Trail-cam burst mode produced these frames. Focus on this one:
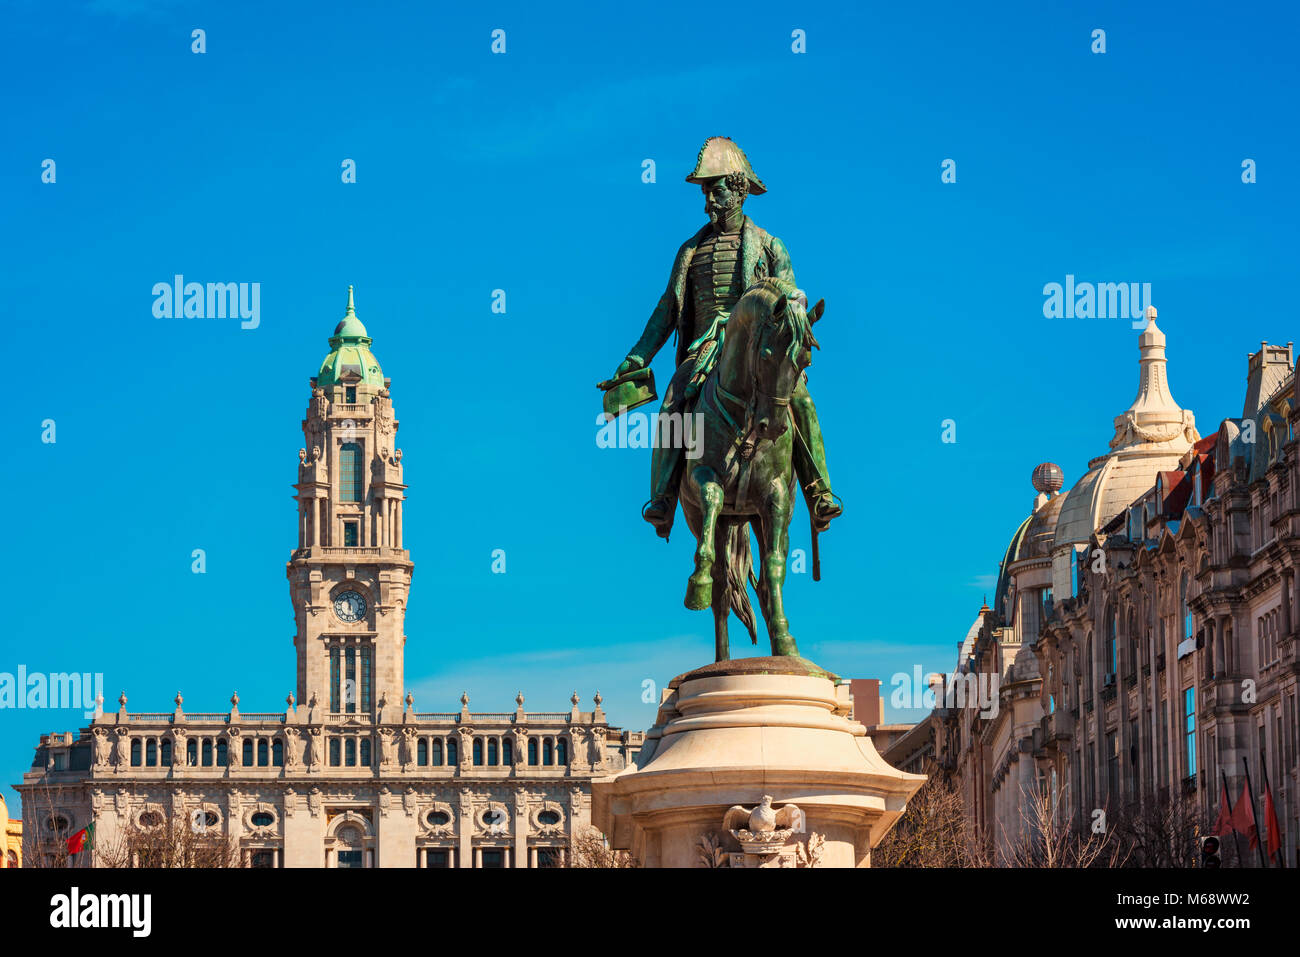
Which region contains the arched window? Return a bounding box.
[543,738,554,766]
[431,739,443,766]
[528,739,538,765]
[1180,573,1192,641]
[187,740,198,767]
[345,739,356,767]
[216,739,228,767]
[330,739,341,766]
[557,738,568,765]
[202,739,213,767]
[473,739,484,766]
[502,739,513,765]
[340,443,363,502]
[130,739,142,767]
[243,740,254,766]
[272,739,284,767]
[258,739,269,767]
[487,738,498,766]
[145,739,157,766]
[446,738,458,766]
[360,739,371,766]
[160,740,172,766]
[418,739,428,766]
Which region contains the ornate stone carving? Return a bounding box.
[308,727,323,768]
[113,728,130,770]
[283,727,301,767]
[403,787,418,817]
[378,728,395,766]
[588,726,607,770]
[91,727,110,769]
[378,786,392,817]
[308,788,323,818]
[400,727,417,769]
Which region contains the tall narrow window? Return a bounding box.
[431,739,443,766]
[273,739,284,767]
[473,739,484,766]
[502,739,513,765]
[216,739,228,767]
[345,386,357,403]
[543,738,554,766]
[1180,573,1192,641]
[131,739,142,767]
[360,739,371,766]
[558,738,569,766]
[446,738,458,766]
[487,738,498,766]
[145,739,157,766]
[418,739,429,766]
[160,740,172,766]
[330,739,341,766]
[345,738,356,767]
[242,739,254,766]
[360,646,372,713]
[1184,687,1197,779]
[345,648,357,714]
[343,521,359,547]
[330,647,341,713]
[528,739,538,765]
[1106,611,1117,679]
[340,443,363,502]
[258,739,269,767]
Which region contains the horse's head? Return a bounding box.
[748,285,825,442]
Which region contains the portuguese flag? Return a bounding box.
[66,823,94,856]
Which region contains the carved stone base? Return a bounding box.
[591,658,925,868]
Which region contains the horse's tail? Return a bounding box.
[727,523,758,645]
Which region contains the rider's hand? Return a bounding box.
[616,355,645,377]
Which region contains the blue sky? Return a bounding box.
[4,0,1298,812]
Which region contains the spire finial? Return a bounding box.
[346,284,355,316]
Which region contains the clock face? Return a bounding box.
[334,591,367,623]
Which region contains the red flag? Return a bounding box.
[1230,780,1258,849]
[66,823,94,856]
[1213,779,1234,837]
[1263,780,1283,859]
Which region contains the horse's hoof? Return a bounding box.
[685,578,712,611]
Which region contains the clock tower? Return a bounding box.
[287,287,411,717]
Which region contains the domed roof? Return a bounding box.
[1023,486,1068,559]
[1054,308,1198,548]
[318,286,384,388]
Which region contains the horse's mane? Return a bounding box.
[745,277,818,361]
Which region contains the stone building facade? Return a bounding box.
[14,289,642,868]
[935,309,1299,865]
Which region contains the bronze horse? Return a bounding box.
[678,277,824,661]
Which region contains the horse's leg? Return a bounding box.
[684,466,722,611]
[763,482,799,657]
[710,519,731,661]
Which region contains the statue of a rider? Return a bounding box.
[606,137,842,539]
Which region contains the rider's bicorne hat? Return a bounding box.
[685,137,766,195]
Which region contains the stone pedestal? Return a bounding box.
[592,657,925,868]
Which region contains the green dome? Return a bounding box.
[317,285,384,388]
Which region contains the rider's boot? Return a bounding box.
[643,443,684,538]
